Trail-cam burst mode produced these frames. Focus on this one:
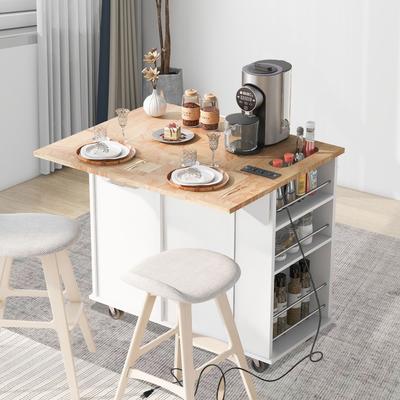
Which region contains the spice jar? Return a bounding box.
[182,89,200,127]
[298,213,313,245]
[284,153,296,203]
[273,290,278,338]
[200,93,220,130]
[276,186,285,210]
[275,273,287,335]
[300,259,311,318]
[287,263,302,325]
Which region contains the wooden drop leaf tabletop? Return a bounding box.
[34,104,345,214]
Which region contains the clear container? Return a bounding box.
[224,113,260,154]
[275,228,289,262]
[298,213,313,245]
[287,263,302,325]
[182,89,200,127]
[200,93,220,130]
[287,223,300,254]
[300,259,311,318]
[275,273,287,335]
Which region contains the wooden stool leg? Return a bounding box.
[216,293,257,400]
[114,293,156,400]
[41,254,80,400]
[178,302,196,400]
[0,257,12,320]
[57,251,96,353]
[174,333,183,381]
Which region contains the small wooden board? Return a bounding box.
[167,168,229,192]
[76,143,136,166]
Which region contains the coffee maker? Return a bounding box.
[225,60,292,155]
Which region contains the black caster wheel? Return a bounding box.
[251,359,269,373]
[108,307,124,320]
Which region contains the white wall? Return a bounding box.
[0,43,39,191]
[143,0,400,200]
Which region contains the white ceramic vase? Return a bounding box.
[143,88,167,117]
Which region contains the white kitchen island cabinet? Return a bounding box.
[34,105,344,365]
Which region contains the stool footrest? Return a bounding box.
[65,302,84,330]
[139,326,178,357]
[195,347,234,379]
[129,369,185,398]
[0,319,53,329]
[5,289,48,298]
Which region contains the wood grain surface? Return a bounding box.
[34,104,344,213]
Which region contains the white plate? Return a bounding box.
[81,142,130,160]
[171,166,223,187]
[172,165,215,185]
[82,141,122,159]
[152,128,195,144]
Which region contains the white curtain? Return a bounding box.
[37,0,102,174]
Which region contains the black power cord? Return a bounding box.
[142,203,324,399]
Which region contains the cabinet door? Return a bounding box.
[163,196,235,341]
[235,194,275,360]
[90,176,163,321]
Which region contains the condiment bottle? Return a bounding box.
[298,213,313,245]
[300,259,311,318]
[284,153,296,203]
[273,290,278,338]
[200,93,220,130]
[304,121,318,193]
[276,186,285,210]
[304,121,316,157]
[272,159,283,168]
[275,273,287,335]
[295,127,306,197]
[287,263,302,325]
[182,89,200,127]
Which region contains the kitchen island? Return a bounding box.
[35,104,344,366]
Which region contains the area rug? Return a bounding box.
[3,214,400,399]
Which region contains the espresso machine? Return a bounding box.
[225,59,292,154]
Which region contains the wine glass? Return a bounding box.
[115,108,130,138]
[92,125,109,154]
[207,132,221,168]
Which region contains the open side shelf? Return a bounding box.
[276,180,332,213]
[276,192,334,231]
[275,231,331,275]
[269,313,331,364]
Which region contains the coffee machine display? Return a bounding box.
[224,59,292,155]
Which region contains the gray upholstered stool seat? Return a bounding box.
[122,248,241,304]
[0,213,80,257]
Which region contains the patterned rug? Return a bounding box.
[2,214,400,399]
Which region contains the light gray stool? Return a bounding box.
[0,213,96,400]
[114,248,257,400]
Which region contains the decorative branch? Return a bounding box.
[155,0,164,73]
[164,0,171,74]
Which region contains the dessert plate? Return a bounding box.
[81,142,130,160]
[171,166,223,186]
[152,128,195,144]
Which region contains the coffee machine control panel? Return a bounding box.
[236,85,263,113]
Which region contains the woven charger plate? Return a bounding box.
[167,168,229,192]
[76,142,136,166]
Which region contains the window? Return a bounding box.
[0,0,37,31]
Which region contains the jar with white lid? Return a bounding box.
[200,93,219,130]
[182,89,200,127]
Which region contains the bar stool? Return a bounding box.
[115,248,257,400]
[0,213,96,400]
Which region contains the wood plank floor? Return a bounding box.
[0,168,399,238]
